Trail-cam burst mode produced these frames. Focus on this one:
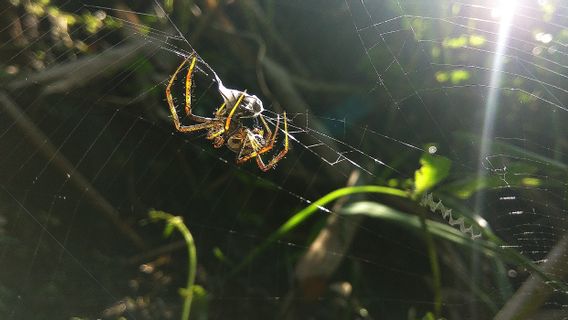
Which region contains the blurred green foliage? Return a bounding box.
[1,0,568,319]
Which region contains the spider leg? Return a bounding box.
[166,56,220,133]
[235,116,279,164]
[203,90,248,141]
[258,113,273,139]
[224,91,247,131]
[206,125,226,148]
[235,132,261,164]
[236,112,289,171]
[255,112,289,171]
[210,135,225,148]
[183,56,214,123]
[214,101,227,118]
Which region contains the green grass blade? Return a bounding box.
[230,186,408,275]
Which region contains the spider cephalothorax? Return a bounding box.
[165,55,288,171]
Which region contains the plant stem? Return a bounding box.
[418,207,443,317]
[149,210,197,320]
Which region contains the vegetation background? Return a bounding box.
[1,0,567,319]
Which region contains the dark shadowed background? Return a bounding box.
[1,0,568,319]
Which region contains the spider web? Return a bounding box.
[1,0,568,319]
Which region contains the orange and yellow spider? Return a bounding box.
[165,55,289,171]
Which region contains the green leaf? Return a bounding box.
[414,153,451,195]
[231,185,408,275]
[340,201,489,250]
[339,201,568,295]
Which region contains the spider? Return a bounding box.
[165,55,289,171]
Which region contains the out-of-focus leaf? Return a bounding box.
[414,153,452,195]
[421,312,436,320]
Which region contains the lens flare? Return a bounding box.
[491,0,518,20]
[475,0,517,214]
